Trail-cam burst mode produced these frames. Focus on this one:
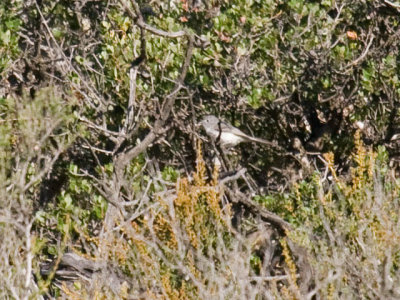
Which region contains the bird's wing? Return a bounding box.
[217,121,247,136]
[217,120,278,147]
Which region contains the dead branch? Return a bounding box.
[114,33,195,175]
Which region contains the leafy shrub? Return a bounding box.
[262,132,400,298]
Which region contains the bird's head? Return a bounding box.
[199,115,218,129]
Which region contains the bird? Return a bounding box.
[199,115,273,148]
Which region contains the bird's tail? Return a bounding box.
[248,136,282,149]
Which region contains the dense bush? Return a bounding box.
[1,0,400,298]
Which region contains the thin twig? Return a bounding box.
[34,1,104,109]
[249,274,299,282]
[122,67,138,135]
[114,34,194,173]
[120,0,186,38]
[384,0,400,9]
[344,34,375,69]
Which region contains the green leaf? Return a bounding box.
[47,246,57,255]
[162,166,179,182]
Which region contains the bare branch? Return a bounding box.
[344,34,375,69]
[384,0,400,9]
[120,0,186,38]
[114,33,194,174]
